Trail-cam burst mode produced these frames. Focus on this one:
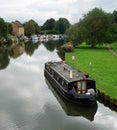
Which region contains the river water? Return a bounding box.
[0,41,117,130]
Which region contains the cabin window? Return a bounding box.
[51,70,54,77]
[64,82,67,88]
[78,82,81,90]
[57,77,59,80]
[58,77,62,85]
[77,81,86,94]
[50,69,51,73]
[54,72,57,79]
[52,70,54,75]
[62,80,64,85]
[82,81,86,90]
[61,81,67,90]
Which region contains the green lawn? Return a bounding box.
[110,42,117,53]
[65,44,117,99]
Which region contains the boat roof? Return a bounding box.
[46,61,93,83]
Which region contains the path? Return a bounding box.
[106,44,117,56]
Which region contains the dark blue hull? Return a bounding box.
[44,69,96,105]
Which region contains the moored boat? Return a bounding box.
[45,77,98,121]
[44,61,98,105]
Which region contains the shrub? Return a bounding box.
[61,42,73,52]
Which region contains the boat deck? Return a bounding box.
[49,62,88,82]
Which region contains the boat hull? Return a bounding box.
[44,69,96,105]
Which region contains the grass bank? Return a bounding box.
[65,44,117,101]
[110,42,117,53]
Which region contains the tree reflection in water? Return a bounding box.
[0,39,64,70]
[25,41,41,56]
[0,49,10,70]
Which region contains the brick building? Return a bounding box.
[12,21,24,37]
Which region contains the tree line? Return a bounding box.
[24,18,70,37]
[0,17,70,39]
[0,8,117,47]
[65,8,117,47]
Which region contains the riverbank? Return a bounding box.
[65,43,117,106]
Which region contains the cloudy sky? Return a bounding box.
[0,0,117,25]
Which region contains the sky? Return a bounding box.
[0,0,117,25]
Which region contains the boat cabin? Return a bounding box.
[45,61,96,95]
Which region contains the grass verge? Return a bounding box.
[65,44,117,100]
[110,42,117,53]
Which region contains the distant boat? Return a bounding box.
[38,34,64,42]
[31,34,39,43]
[44,61,98,105]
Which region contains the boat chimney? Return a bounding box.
[70,70,73,78]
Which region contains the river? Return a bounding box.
[0,41,117,130]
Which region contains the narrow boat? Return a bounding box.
[45,78,98,121]
[44,61,98,105]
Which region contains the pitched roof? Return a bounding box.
[12,21,23,27]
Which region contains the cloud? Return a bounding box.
[0,0,117,25]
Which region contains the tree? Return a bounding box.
[0,18,8,38]
[24,20,35,37]
[65,24,79,46]
[56,18,70,34]
[42,18,56,30]
[29,20,40,34]
[6,22,12,34]
[112,10,117,23]
[72,8,112,47]
[110,10,117,42]
[41,18,58,34]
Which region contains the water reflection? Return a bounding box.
[0,40,64,70]
[0,41,40,70]
[0,43,60,130]
[57,48,65,60]
[45,78,98,121]
[9,42,25,58]
[0,49,10,70]
[0,39,117,130]
[0,42,26,70]
[98,97,117,113]
[43,39,64,52]
[43,40,57,52]
[25,41,40,56]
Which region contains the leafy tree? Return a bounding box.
[112,10,117,23]
[71,8,112,47]
[65,24,79,46]
[111,10,117,42]
[0,18,8,38]
[6,22,12,34]
[42,18,56,31]
[29,19,40,34]
[24,20,35,37]
[86,8,111,46]
[56,18,70,34]
[108,23,117,42]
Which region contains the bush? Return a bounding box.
[61,42,73,52]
